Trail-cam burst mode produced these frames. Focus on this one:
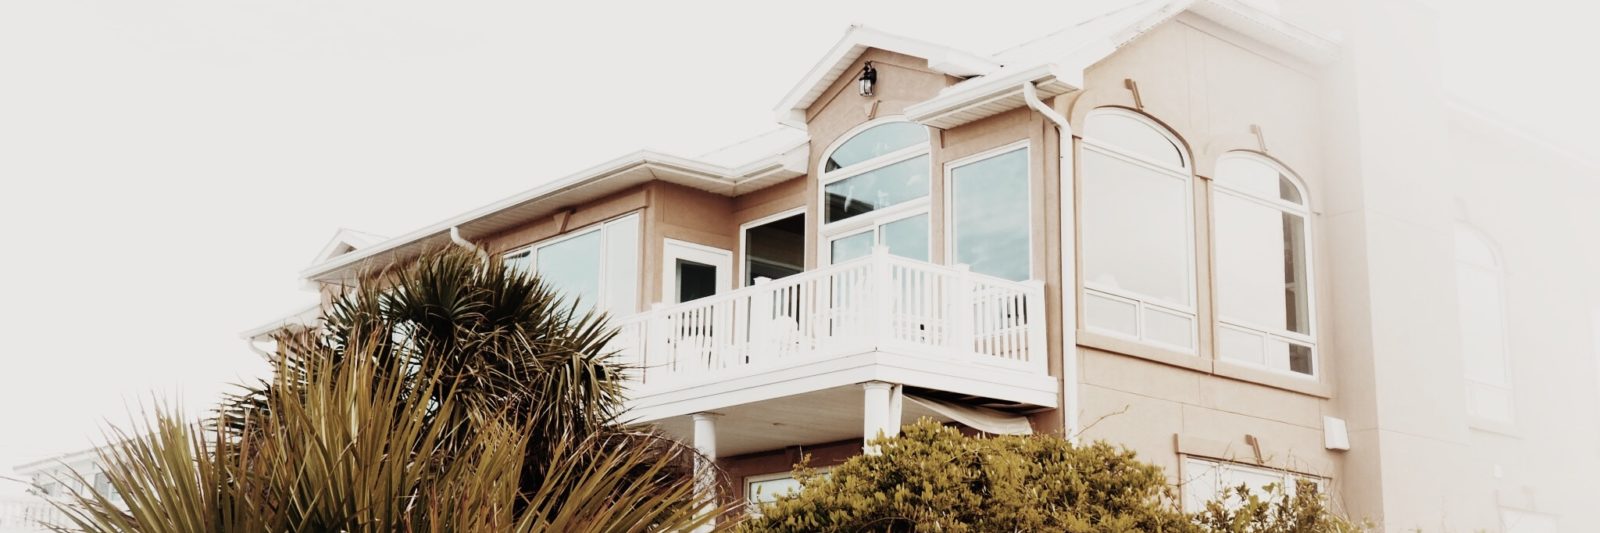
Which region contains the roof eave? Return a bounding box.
[773,25,1000,128]
[906,64,1083,130]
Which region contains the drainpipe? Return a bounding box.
[1021,82,1081,443]
[449,226,491,263]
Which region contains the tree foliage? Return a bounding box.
[49,249,728,532]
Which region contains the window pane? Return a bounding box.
[824,155,929,223]
[604,216,640,314]
[1144,306,1193,350]
[744,214,805,285]
[1457,265,1508,384]
[1215,157,1302,204]
[676,260,718,303]
[1081,150,1192,306]
[1084,112,1184,168]
[830,232,874,264]
[1084,291,1138,337]
[952,148,1030,281]
[1218,327,1265,365]
[1214,194,1309,334]
[505,249,532,272]
[825,122,928,172]
[537,230,602,311]
[881,213,929,261]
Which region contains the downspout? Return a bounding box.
[449,226,491,264]
[1021,82,1081,443]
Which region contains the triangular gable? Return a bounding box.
[310,228,388,267]
[772,25,1000,127]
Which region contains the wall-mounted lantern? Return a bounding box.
[858,62,877,97]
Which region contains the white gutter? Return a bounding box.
[1021,82,1080,443]
[450,226,490,263]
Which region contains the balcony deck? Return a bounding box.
[611,251,1058,431]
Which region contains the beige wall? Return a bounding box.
[1064,18,1346,505]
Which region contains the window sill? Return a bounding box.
[1076,330,1332,399]
[1077,330,1212,374]
[1212,360,1331,399]
[1467,417,1520,438]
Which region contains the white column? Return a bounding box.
[691,412,719,530]
[862,381,900,454]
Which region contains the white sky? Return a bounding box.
[1,0,1594,494]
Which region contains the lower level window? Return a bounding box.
[1181,457,1322,513]
[745,470,828,515]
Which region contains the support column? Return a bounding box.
[862,381,901,454]
[691,412,719,530]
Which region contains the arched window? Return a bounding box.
[1212,154,1316,376]
[820,119,932,264]
[1455,225,1513,423]
[1080,109,1197,352]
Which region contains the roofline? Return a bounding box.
[905,63,1082,130]
[773,25,1000,128]
[240,302,323,340]
[299,143,807,283]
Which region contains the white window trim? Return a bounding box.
[738,207,807,288]
[502,212,641,315]
[943,140,1034,281]
[1211,153,1320,379]
[1080,109,1199,353]
[817,118,933,263]
[743,467,832,512]
[661,238,734,303]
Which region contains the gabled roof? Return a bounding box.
[773,25,1000,127]
[309,228,388,267]
[905,0,1338,129]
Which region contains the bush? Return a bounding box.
[741,419,1366,533]
[740,420,1197,533]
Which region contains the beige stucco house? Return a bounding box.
[249,0,1600,530]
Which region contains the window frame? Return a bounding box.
[943,140,1035,281]
[1455,224,1516,426]
[1179,456,1325,514]
[1209,153,1320,379]
[1078,108,1200,354]
[817,117,933,265]
[502,212,642,315]
[738,207,808,288]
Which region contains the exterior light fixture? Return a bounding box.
[858,62,877,97]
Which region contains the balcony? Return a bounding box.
[610,250,1057,454]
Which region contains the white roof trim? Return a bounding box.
[309,228,387,267]
[905,63,1082,130]
[301,143,808,283]
[773,25,1000,128]
[241,302,322,341]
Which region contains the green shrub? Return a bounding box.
[740,419,1197,533]
[741,419,1366,533]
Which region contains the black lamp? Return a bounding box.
[858,62,877,97]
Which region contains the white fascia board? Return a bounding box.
[773,25,1000,127]
[1186,0,1339,65]
[904,63,1082,130]
[239,302,322,340]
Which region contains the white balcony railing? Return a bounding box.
[611,249,1048,392]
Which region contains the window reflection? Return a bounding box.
[951,147,1030,281]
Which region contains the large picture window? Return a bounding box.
[1080,109,1197,352]
[949,144,1031,281]
[1212,154,1316,376]
[1456,225,1513,423]
[819,119,931,264]
[504,213,640,315]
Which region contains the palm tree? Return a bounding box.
[51,249,728,532]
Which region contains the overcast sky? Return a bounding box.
[1,0,1594,493]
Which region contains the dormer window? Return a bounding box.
[819,119,932,263]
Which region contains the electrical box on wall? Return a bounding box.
[1323,416,1351,451]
